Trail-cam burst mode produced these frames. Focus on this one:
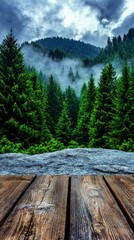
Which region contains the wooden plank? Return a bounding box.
[0,175,35,226]
[0,176,69,240]
[0,175,36,182]
[70,176,134,240]
[104,175,134,229]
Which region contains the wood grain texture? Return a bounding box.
[104,175,134,229]
[0,175,36,181]
[70,176,134,240]
[0,175,35,226]
[0,176,69,240]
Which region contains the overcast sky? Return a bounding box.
[0,0,134,47]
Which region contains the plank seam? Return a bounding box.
[64,176,71,240]
[0,175,37,228]
[103,176,134,232]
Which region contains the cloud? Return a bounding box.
[0,0,133,47]
[113,13,134,37]
[83,0,125,22]
[80,31,107,47]
[0,0,30,42]
[22,44,104,95]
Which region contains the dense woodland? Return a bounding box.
[0,30,134,154]
[22,36,100,61]
[83,28,134,66]
[23,28,134,66]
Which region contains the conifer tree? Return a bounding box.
[64,86,79,130]
[74,74,96,146]
[56,101,71,146]
[128,67,134,143]
[68,67,75,82]
[23,70,51,145]
[109,64,133,150]
[0,29,25,141]
[87,74,96,115]
[46,75,63,135]
[89,63,116,148]
[0,30,50,147]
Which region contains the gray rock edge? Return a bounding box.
[0,148,134,175]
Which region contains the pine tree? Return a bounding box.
[74,75,96,146]
[89,63,116,148]
[75,70,80,79]
[46,75,63,135]
[128,67,134,142]
[24,70,51,145]
[107,37,113,56]
[68,67,75,82]
[56,101,71,146]
[64,86,79,130]
[0,30,51,147]
[87,74,96,115]
[0,29,25,141]
[109,64,133,150]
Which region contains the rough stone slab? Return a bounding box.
[0,148,134,175]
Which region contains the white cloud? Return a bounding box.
[0,0,133,46]
[60,2,99,35]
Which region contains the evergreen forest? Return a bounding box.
[23,36,100,60]
[0,30,134,154]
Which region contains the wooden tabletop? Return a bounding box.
[0,175,133,239]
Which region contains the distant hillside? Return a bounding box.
[23,37,101,59]
[95,28,134,63]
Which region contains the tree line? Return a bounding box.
[83,28,134,67]
[30,36,100,59]
[97,28,134,62]
[0,30,134,154]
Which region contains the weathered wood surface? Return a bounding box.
[0,175,35,226]
[104,175,134,229]
[0,175,134,240]
[70,176,134,240]
[0,176,69,240]
[0,175,35,181]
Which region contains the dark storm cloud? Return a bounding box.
[80,31,107,47]
[0,0,29,42]
[113,13,134,37]
[83,0,125,22]
[0,0,133,47]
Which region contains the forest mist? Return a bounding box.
[22,44,104,95]
[1,29,134,154]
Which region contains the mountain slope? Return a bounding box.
[95,28,134,63]
[25,37,101,59]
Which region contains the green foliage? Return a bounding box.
[0,30,51,148]
[89,63,116,148]
[64,86,79,130]
[31,37,100,59]
[95,28,134,63]
[0,31,134,154]
[109,64,133,148]
[0,136,22,153]
[56,101,72,146]
[119,139,134,152]
[45,138,65,152]
[68,140,85,149]
[73,73,96,147]
[48,48,66,61]
[46,75,63,135]
[25,139,65,154]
